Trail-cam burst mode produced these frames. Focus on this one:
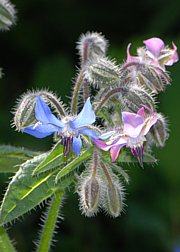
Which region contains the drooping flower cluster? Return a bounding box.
[13,32,178,217]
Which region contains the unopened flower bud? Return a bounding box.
[13,92,37,131]
[0,0,16,30]
[79,176,101,217]
[137,64,170,93]
[120,85,155,113]
[150,113,169,147]
[77,32,108,65]
[85,57,120,87]
[105,181,124,218]
[99,161,124,217]
[123,60,170,93]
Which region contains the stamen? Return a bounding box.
[62,136,73,157]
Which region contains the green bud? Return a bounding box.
[105,182,124,218]
[137,64,170,93]
[85,57,120,87]
[13,92,37,131]
[120,85,156,112]
[0,0,16,30]
[150,113,169,147]
[77,32,108,65]
[79,176,101,217]
[13,90,66,131]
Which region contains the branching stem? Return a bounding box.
[95,87,123,113]
[92,148,99,177]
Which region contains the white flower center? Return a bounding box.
[61,116,78,138]
[126,135,146,148]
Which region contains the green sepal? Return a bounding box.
[0,227,16,252]
[55,147,93,183]
[0,153,74,225]
[100,148,157,164]
[0,145,40,173]
[118,150,157,163]
[33,141,64,176]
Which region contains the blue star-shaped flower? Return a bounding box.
[23,96,98,156]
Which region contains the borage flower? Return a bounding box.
[143,37,179,66]
[126,37,178,68]
[23,96,99,156]
[94,106,157,166]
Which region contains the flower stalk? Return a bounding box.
[71,70,84,114]
[95,87,124,113]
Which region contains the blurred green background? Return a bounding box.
[0,0,180,251]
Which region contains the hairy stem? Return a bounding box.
[83,79,90,103]
[71,70,84,114]
[92,148,99,177]
[94,87,123,113]
[121,61,140,70]
[37,191,64,252]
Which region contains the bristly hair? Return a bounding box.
[0,0,16,30]
[76,31,108,66]
[11,89,68,130]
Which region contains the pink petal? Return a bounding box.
[142,113,158,136]
[111,136,127,146]
[137,107,146,119]
[165,42,179,66]
[110,145,124,162]
[126,43,140,63]
[93,139,111,151]
[144,37,165,58]
[122,112,145,138]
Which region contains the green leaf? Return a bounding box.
[55,147,93,183]
[143,152,157,163]
[0,145,40,173]
[0,227,16,252]
[0,153,74,225]
[33,141,64,175]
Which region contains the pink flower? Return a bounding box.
[125,37,179,68]
[94,106,157,165]
[143,37,165,58]
[143,37,179,66]
[126,43,140,63]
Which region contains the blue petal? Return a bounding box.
[35,96,64,128]
[79,128,99,139]
[72,136,82,156]
[71,97,95,129]
[23,124,58,138]
[99,130,117,140]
